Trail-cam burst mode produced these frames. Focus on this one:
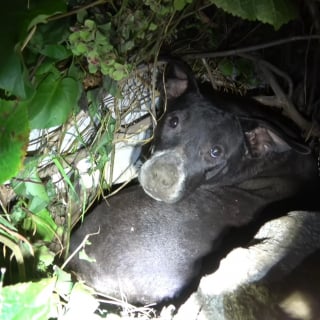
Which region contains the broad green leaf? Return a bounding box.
[27,74,81,129]
[35,60,59,76]
[0,1,29,96]
[0,277,56,320]
[0,100,29,184]
[40,44,71,60]
[0,0,66,51]
[210,0,298,30]
[29,19,70,53]
[25,175,50,202]
[13,168,50,211]
[28,196,50,213]
[0,52,33,99]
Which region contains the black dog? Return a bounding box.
[69,62,318,305]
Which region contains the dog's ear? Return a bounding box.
[162,61,200,100]
[240,116,310,157]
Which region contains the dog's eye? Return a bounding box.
[168,116,179,128]
[210,145,223,158]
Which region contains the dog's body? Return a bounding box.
[69,62,318,305]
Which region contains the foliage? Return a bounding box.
[1,277,57,319]
[69,19,131,81]
[0,267,99,320]
[0,101,29,183]
[26,75,81,129]
[210,0,298,30]
[11,166,59,242]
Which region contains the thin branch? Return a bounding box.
[201,58,217,90]
[182,35,320,59]
[258,60,314,135]
[47,0,111,22]
[21,0,111,51]
[61,228,100,270]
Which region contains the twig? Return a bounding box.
[21,0,111,51]
[201,58,217,90]
[182,35,320,59]
[61,228,100,270]
[258,60,313,134]
[47,0,111,22]
[252,96,284,108]
[306,0,320,33]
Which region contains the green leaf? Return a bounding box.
[84,19,96,30]
[73,42,89,55]
[93,123,114,155]
[79,30,93,41]
[34,245,55,271]
[10,206,27,226]
[27,74,81,129]
[210,0,298,30]
[28,196,49,213]
[88,63,99,74]
[26,176,50,202]
[52,157,78,199]
[79,248,96,263]
[103,76,120,97]
[23,209,57,242]
[0,0,67,62]
[40,44,71,60]
[112,68,127,81]
[30,19,70,49]
[149,22,158,31]
[0,52,33,99]
[0,2,31,97]
[0,100,29,184]
[13,168,50,211]
[0,277,56,320]
[218,59,234,76]
[26,0,67,30]
[54,267,73,297]
[0,215,18,232]
[174,0,187,10]
[35,60,59,76]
